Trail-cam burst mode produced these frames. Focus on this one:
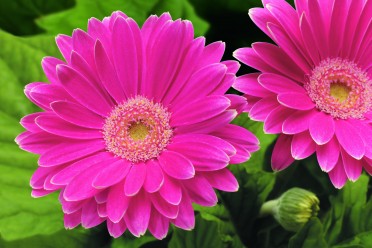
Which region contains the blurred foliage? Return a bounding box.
[0,0,370,247]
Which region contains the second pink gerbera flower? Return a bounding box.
[234,0,371,188]
[16,12,259,239]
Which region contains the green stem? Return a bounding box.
[258,199,279,218]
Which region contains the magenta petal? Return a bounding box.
[264,106,294,134]
[94,40,127,103]
[183,175,217,207]
[93,159,131,189]
[107,220,127,238]
[258,73,306,94]
[36,115,102,139]
[202,169,239,192]
[143,160,164,193]
[341,149,363,182]
[172,191,195,230]
[107,181,130,223]
[57,64,113,116]
[159,175,182,205]
[309,112,335,145]
[277,93,315,110]
[158,151,195,179]
[316,137,340,172]
[335,120,365,159]
[148,209,170,240]
[282,110,316,134]
[124,163,146,196]
[151,193,179,219]
[271,134,294,171]
[291,131,316,160]
[249,96,279,121]
[81,199,105,228]
[233,73,272,97]
[171,96,230,126]
[56,34,72,63]
[328,157,348,189]
[167,141,229,171]
[42,56,65,85]
[39,139,105,167]
[51,152,110,185]
[124,191,151,237]
[64,210,82,229]
[51,101,104,129]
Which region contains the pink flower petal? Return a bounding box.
[167,142,228,172]
[112,17,141,97]
[35,115,102,139]
[94,40,126,103]
[272,134,294,171]
[328,157,348,189]
[309,112,335,145]
[107,181,130,223]
[233,73,272,97]
[81,199,105,228]
[171,96,230,126]
[277,93,315,110]
[172,191,195,230]
[124,190,151,237]
[151,193,179,219]
[51,101,104,129]
[282,110,316,134]
[107,220,127,238]
[249,96,279,121]
[335,120,365,159]
[158,151,195,179]
[183,175,217,207]
[341,149,363,182]
[41,56,65,85]
[93,159,131,189]
[51,152,110,185]
[57,64,113,116]
[148,209,170,240]
[258,73,306,94]
[202,169,239,192]
[291,131,316,160]
[159,175,182,205]
[316,136,340,172]
[264,106,295,134]
[143,160,164,193]
[124,163,146,196]
[55,34,72,63]
[39,140,105,167]
[64,210,82,229]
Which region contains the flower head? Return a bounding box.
[15,11,259,239]
[259,188,320,232]
[234,0,372,188]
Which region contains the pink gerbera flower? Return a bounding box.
[234,0,371,188]
[15,12,259,239]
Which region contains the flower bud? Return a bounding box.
[259,188,320,232]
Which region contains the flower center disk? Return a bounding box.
[103,96,173,162]
[305,58,372,119]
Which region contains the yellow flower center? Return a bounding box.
[330,83,351,103]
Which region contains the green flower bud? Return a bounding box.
[259,187,320,232]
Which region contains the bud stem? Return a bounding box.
[258,199,279,217]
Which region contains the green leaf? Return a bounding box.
[332,231,372,248]
[0,30,65,240]
[110,233,156,248]
[288,218,328,248]
[36,0,208,37]
[324,175,371,245]
[0,0,74,36]
[168,215,225,248]
[0,228,109,248]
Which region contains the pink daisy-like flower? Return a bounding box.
[234,0,371,188]
[15,11,259,239]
